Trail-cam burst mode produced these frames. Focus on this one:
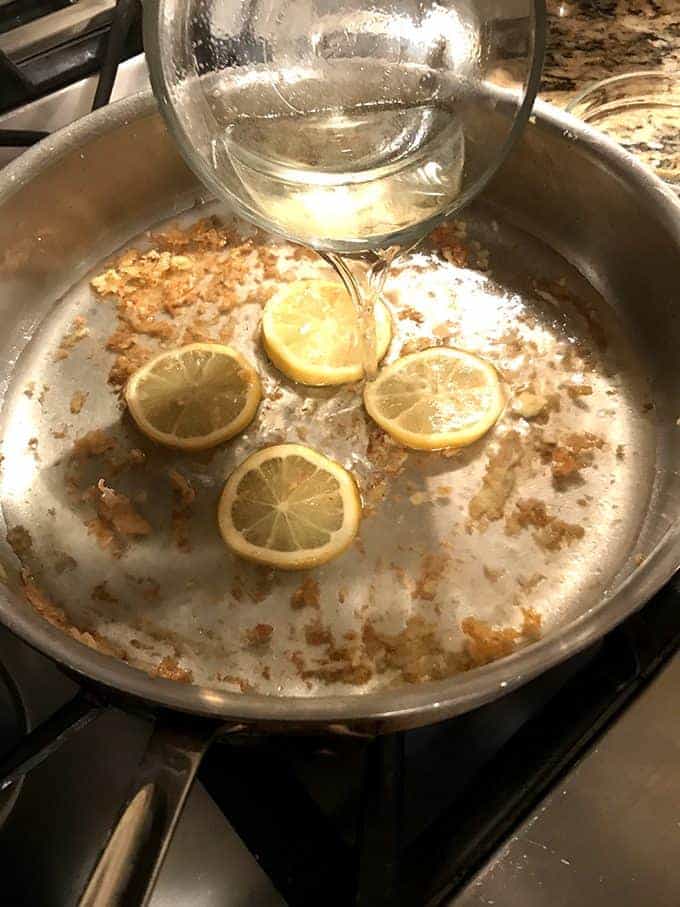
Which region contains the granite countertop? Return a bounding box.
[540,1,679,184]
[541,0,680,105]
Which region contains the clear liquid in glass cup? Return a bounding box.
[207,60,467,248]
[146,0,544,372]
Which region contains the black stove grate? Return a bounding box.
[0,0,142,130]
[0,574,676,906]
[0,0,70,36]
[199,578,680,907]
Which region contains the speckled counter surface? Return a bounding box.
[541,0,680,105]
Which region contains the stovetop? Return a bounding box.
[0,0,141,117]
[0,579,677,907]
[0,11,679,906]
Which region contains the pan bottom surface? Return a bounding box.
[0,202,656,697]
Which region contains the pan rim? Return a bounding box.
[1,91,679,730]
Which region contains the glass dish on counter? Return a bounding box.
[567,70,680,192]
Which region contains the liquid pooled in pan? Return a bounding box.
[0,207,655,695]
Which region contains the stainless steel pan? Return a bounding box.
[0,92,679,904]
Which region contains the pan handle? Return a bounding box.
[79,714,220,907]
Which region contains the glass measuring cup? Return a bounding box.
[145,0,545,255]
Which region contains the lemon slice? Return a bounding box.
[363,347,504,450]
[262,279,392,385]
[125,343,261,450]
[218,443,361,569]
